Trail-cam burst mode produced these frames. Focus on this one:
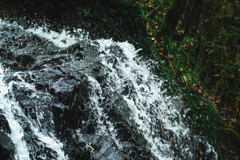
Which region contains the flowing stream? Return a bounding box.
[0,19,218,160]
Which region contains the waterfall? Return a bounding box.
[0,19,218,160]
[0,66,30,160]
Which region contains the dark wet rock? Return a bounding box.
[104,96,152,159]
[82,134,128,160]
[61,130,93,160]
[0,24,156,158]
[0,131,15,160]
[16,55,35,67]
[0,114,11,134]
[65,141,92,160]
[107,94,132,122]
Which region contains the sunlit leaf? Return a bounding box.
[197,89,202,94]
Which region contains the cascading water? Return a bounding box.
[0,19,218,159]
[0,66,30,160]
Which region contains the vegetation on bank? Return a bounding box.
[120,0,240,158]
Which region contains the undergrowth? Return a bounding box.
[120,0,240,159]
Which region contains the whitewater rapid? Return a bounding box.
[0,19,218,160]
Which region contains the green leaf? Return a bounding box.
[185,38,190,43]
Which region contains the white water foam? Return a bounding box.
[25,27,86,48]
[21,24,217,159]
[11,71,69,160]
[0,20,71,159]
[85,75,122,149]
[0,19,87,48]
[0,66,68,160]
[95,39,218,159]
[0,19,218,159]
[96,39,185,159]
[0,66,31,160]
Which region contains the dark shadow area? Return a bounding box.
[0,0,152,58]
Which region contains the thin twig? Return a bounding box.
[145,5,161,18]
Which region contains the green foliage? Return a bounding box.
[0,3,10,19]
[122,0,240,158]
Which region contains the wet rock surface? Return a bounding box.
[0,131,14,160]
[0,24,153,159]
[0,21,219,159]
[0,112,14,159]
[0,114,11,133]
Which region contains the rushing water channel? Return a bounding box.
[0,19,218,160]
